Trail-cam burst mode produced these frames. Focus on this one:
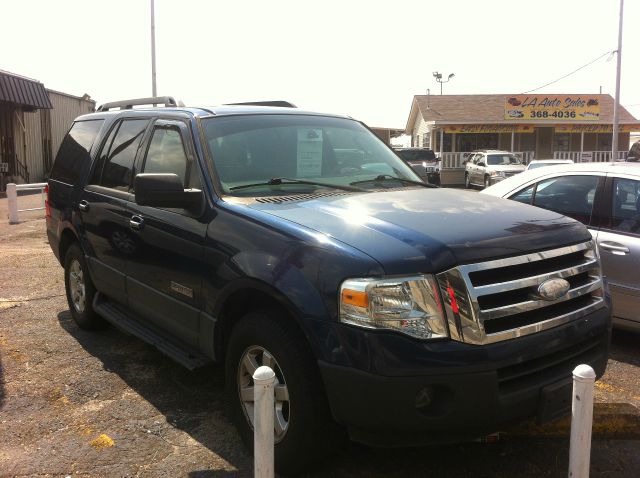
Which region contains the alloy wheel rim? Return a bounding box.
[69,259,86,313]
[237,345,290,442]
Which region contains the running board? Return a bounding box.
[93,293,209,370]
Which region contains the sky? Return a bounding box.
[2,0,639,129]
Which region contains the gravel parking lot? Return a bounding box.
[1,195,639,477]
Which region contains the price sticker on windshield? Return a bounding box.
[297,129,323,178]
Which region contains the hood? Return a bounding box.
[489,164,527,172]
[247,188,590,275]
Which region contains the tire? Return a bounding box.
[484,175,491,189]
[64,243,105,330]
[225,310,342,474]
[464,173,470,189]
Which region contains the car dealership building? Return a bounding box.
[405,94,640,180]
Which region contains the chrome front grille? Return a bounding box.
[436,241,605,344]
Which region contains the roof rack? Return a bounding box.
[97,96,181,112]
[225,100,297,108]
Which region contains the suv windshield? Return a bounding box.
[486,154,521,166]
[395,149,437,162]
[202,114,421,195]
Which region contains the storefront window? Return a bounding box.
[553,133,570,152]
[456,133,499,152]
[519,133,535,152]
[443,133,452,152]
[597,133,612,151]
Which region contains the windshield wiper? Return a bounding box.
[229,177,367,192]
[350,174,437,188]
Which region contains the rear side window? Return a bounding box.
[608,178,640,235]
[94,119,149,191]
[50,120,104,184]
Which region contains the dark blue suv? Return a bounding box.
[46,97,611,473]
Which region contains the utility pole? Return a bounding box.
[612,0,623,160]
[151,0,157,97]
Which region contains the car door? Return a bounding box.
[592,174,640,330]
[473,154,486,184]
[79,117,151,306]
[125,119,207,347]
[467,154,479,184]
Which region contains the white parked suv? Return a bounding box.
[464,150,526,189]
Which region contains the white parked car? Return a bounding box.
[526,159,574,171]
[481,162,640,332]
[464,150,526,188]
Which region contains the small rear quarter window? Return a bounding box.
[50,119,104,184]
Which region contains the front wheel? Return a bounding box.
[464,173,471,189]
[225,310,342,474]
[484,175,491,189]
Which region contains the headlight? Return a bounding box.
[339,275,448,340]
[422,161,428,168]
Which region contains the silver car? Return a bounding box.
[464,150,526,188]
[526,159,574,171]
[482,162,640,332]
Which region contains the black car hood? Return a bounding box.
[247,188,590,275]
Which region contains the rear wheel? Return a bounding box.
[64,243,105,329]
[225,310,342,474]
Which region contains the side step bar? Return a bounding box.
[93,293,209,370]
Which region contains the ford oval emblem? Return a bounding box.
[538,278,570,301]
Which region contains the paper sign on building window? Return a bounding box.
[297,129,323,177]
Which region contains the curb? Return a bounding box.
[504,402,640,439]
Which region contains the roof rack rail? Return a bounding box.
[225,100,297,108]
[97,96,181,112]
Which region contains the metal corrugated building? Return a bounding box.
[0,70,94,190]
[0,69,52,110]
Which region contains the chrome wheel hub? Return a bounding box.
[69,260,86,313]
[238,346,290,442]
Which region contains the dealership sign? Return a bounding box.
[444,125,534,134]
[555,124,637,133]
[504,95,600,121]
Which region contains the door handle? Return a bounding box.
[78,200,90,212]
[129,215,145,231]
[599,242,630,254]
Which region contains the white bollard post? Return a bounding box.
[7,183,19,224]
[253,365,275,478]
[568,364,596,478]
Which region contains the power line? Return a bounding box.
[521,50,615,94]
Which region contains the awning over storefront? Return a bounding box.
[0,70,52,110]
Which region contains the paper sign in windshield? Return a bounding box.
[297,129,323,177]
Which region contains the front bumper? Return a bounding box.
[426,171,441,186]
[488,175,506,185]
[318,304,611,446]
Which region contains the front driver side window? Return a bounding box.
[532,175,598,225]
[143,126,188,185]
